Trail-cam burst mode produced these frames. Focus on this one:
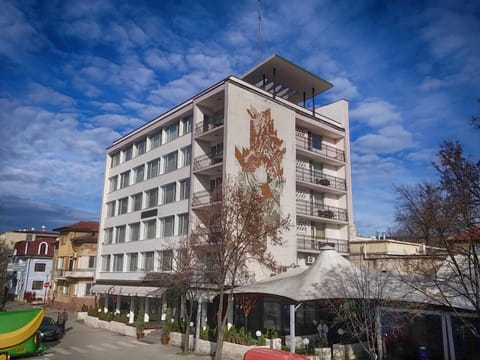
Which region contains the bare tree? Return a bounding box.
[191,180,290,360]
[1,240,10,309]
[394,141,480,337]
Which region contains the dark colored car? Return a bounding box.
[38,316,62,341]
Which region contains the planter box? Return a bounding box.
[267,338,282,350]
[77,312,88,320]
[169,332,194,350]
[315,347,331,360]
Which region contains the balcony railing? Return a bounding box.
[192,190,223,207]
[195,117,224,136]
[193,153,223,170]
[64,269,95,278]
[296,167,346,192]
[296,200,348,222]
[297,234,349,253]
[296,135,345,162]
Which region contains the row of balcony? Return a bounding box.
[55,268,95,278]
[296,234,349,254]
[295,135,345,163]
[193,153,223,170]
[296,166,346,192]
[296,199,348,222]
[194,116,224,137]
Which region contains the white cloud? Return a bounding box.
[351,99,402,127]
[27,83,76,107]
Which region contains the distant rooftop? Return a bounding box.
[53,221,99,233]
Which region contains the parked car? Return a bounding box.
[38,316,62,341]
[243,349,309,360]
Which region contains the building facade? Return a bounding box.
[51,221,98,311]
[94,55,354,322]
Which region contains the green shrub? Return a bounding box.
[258,335,266,346]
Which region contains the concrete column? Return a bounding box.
[103,294,109,313]
[290,304,295,353]
[145,297,150,323]
[115,295,121,314]
[128,296,135,324]
[194,298,202,352]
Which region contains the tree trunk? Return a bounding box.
[214,293,231,360]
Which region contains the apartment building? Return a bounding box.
[94,55,354,321]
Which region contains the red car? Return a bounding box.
[243,349,309,360]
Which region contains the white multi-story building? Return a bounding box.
[93,55,354,321]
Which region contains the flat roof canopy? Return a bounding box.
[241,54,333,104]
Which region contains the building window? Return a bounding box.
[109,176,118,192]
[147,158,160,179]
[111,152,120,167]
[26,234,33,241]
[34,263,46,272]
[150,131,162,149]
[145,188,158,208]
[181,146,191,167]
[160,250,173,272]
[134,165,145,183]
[143,252,154,272]
[113,254,124,272]
[118,197,128,215]
[106,201,116,217]
[115,225,126,243]
[85,283,92,296]
[128,253,138,271]
[165,123,179,143]
[211,143,223,161]
[136,139,146,156]
[181,116,192,135]
[163,151,177,174]
[132,193,142,211]
[32,281,44,290]
[178,213,189,236]
[88,256,96,268]
[161,182,176,204]
[160,216,175,238]
[104,228,113,244]
[179,179,190,200]
[124,146,133,162]
[61,285,69,295]
[102,255,111,271]
[120,171,130,188]
[129,222,140,241]
[143,219,157,240]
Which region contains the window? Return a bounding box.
[178,213,189,236]
[131,193,142,211]
[104,228,113,244]
[106,202,116,217]
[88,256,96,268]
[129,222,140,241]
[61,285,69,295]
[128,253,138,271]
[211,143,223,161]
[160,216,174,238]
[113,254,124,272]
[145,188,158,208]
[136,139,146,156]
[165,123,179,142]
[118,197,128,215]
[134,165,145,183]
[32,281,44,290]
[147,158,160,179]
[162,182,176,204]
[34,263,46,272]
[210,177,222,191]
[26,234,33,241]
[181,146,191,167]
[120,171,130,188]
[150,131,162,149]
[102,255,111,271]
[163,151,177,173]
[85,283,92,296]
[310,133,322,150]
[111,152,120,167]
[144,219,157,240]
[143,252,154,272]
[115,225,126,243]
[179,179,190,200]
[124,146,133,161]
[160,250,173,271]
[109,176,118,192]
[181,116,192,135]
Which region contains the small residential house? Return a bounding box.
[51,221,98,311]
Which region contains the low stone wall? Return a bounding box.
[79,313,148,338]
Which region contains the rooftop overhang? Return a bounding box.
[241,54,333,104]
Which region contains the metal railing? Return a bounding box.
[296,199,348,222]
[192,190,223,207]
[297,233,349,253]
[296,166,346,191]
[296,135,345,162]
[195,117,224,136]
[193,153,223,170]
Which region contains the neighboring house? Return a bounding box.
[51,221,98,311]
[7,236,56,302]
[93,54,354,323]
[0,228,58,249]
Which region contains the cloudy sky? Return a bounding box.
[0,0,479,235]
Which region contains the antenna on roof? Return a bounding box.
[257,0,262,63]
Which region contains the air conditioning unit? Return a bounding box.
[306,256,315,264]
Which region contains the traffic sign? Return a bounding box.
[44,282,50,288]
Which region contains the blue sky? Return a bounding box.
[0,0,479,235]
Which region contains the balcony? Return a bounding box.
[195,116,224,137]
[192,190,223,208]
[296,200,348,223]
[64,268,95,278]
[193,153,223,175]
[296,135,345,166]
[297,234,349,254]
[296,167,346,194]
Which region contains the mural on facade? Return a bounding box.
[235,106,286,217]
